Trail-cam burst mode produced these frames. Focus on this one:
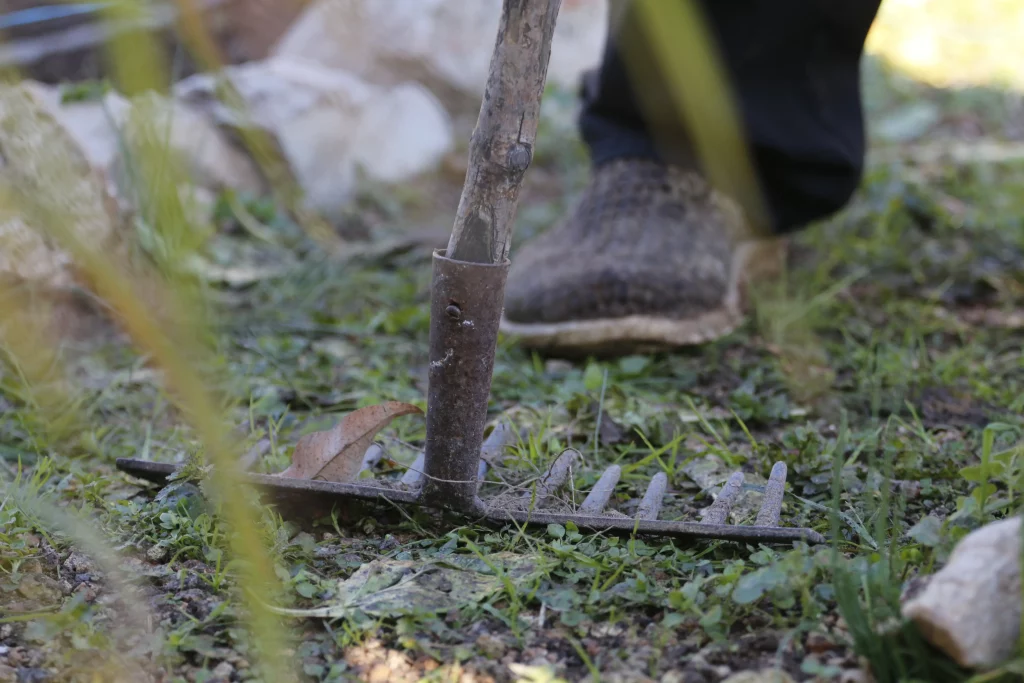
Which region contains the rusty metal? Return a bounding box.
[116,448,825,545]
[114,459,421,508]
[421,250,510,513]
[701,471,745,525]
[755,462,788,527]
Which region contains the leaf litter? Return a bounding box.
[276,401,422,482]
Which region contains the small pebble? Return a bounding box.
[17,575,62,604]
[475,634,506,659]
[211,660,234,680]
[368,663,391,682]
[62,552,95,575]
[146,545,168,563]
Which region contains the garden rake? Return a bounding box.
[117,0,824,546]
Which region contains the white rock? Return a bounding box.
[349,84,454,184]
[174,57,453,219]
[17,82,263,209]
[0,83,121,291]
[211,660,235,681]
[0,83,219,333]
[901,516,1021,669]
[124,92,265,196]
[20,83,131,178]
[272,0,607,106]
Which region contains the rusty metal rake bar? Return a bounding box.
[116,440,823,544]
[115,0,824,546]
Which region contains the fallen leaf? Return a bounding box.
[263,552,542,619]
[277,401,422,482]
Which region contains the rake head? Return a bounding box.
[115,420,824,545]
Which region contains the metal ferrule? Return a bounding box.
[421,250,510,512]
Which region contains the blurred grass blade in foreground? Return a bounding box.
[0,6,298,678]
[617,0,770,235]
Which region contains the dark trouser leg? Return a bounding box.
[578,0,883,234]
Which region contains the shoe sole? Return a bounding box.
[499,238,787,356]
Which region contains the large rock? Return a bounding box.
[21,83,263,202]
[901,516,1021,669]
[0,83,122,291]
[174,57,454,219]
[271,0,608,107]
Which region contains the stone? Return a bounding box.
[210,660,234,681]
[0,83,122,292]
[16,575,62,605]
[17,81,263,220]
[901,516,1022,669]
[18,82,131,201]
[62,551,96,575]
[271,0,607,107]
[120,92,265,196]
[174,57,453,219]
[146,545,169,563]
[475,633,507,659]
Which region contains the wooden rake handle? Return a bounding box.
[444,0,563,265]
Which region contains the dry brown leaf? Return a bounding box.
[277,401,422,482]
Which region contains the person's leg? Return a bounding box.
[501,0,882,356]
[579,0,882,233]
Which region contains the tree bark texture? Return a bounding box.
[444,0,563,265]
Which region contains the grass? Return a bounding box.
[3,99,1023,680]
[1,2,1024,682]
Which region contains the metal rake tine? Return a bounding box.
[480,423,515,462]
[402,423,516,489]
[755,462,787,527]
[476,423,517,488]
[400,452,426,487]
[523,448,581,504]
[637,472,668,521]
[356,444,386,477]
[579,465,621,514]
[701,471,744,525]
[400,450,487,488]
